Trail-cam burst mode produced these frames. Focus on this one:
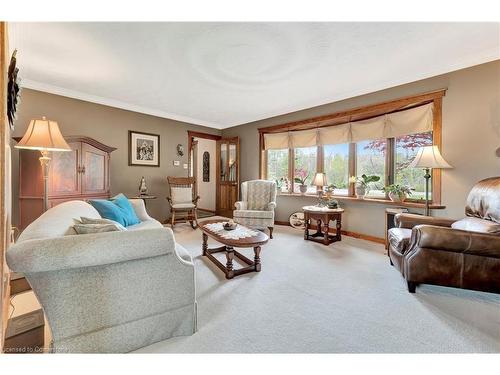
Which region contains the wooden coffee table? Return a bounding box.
[200,219,269,279]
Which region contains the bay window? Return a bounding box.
[260,91,444,205]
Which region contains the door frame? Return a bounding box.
[215,137,240,217]
[187,130,221,198]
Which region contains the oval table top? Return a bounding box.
[302,205,345,213]
[199,219,269,248]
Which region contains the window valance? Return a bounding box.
[264,103,433,149]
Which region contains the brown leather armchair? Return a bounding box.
[388,177,500,294]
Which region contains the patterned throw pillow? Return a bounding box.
[73,223,126,234]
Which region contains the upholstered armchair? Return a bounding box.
[388,177,500,294]
[166,176,200,229]
[233,180,277,238]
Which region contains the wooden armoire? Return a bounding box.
[16,136,116,230]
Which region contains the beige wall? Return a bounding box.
[222,60,500,238]
[11,89,221,224]
[194,137,216,211]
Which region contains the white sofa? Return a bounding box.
[7,199,197,353]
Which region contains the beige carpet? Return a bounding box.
[136,222,500,353]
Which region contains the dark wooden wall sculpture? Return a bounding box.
[203,151,210,182]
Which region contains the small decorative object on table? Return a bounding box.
[349,174,380,199]
[382,184,413,203]
[138,176,148,196]
[223,219,237,231]
[319,183,338,208]
[294,168,310,194]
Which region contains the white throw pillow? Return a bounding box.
[73,223,126,234]
[79,216,127,231]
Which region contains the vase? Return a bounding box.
[299,184,308,194]
[389,192,407,202]
[355,185,366,199]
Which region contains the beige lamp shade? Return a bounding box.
[312,172,328,187]
[409,145,453,169]
[15,117,71,152]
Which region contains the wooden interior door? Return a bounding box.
[216,137,239,217]
[81,142,109,195]
[49,141,81,196]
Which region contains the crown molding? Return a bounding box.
[20,79,224,130]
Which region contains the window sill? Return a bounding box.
[277,192,446,209]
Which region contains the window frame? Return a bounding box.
[259,90,445,205]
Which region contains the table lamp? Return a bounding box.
[409,145,452,216]
[312,172,328,203]
[15,117,71,211]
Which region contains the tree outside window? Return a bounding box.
[266,149,289,184]
[395,132,433,200]
[324,143,349,195]
[294,146,317,193]
[356,140,386,197]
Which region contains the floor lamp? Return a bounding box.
[15,117,71,212]
[409,145,452,216]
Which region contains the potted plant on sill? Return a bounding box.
[382,184,413,202]
[275,177,290,195]
[349,174,381,199]
[294,168,310,194]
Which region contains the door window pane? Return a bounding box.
[228,143,237,181]
[323,143,349,195]
[294,146,317,194]
[395,132,433,200]
[356,140,386,198]
[220,143,227,182]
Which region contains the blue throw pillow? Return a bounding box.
[111,193,140,226]
[89,194,140,227]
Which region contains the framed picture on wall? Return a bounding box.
[128,131,160,167]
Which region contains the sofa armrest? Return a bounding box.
[7,228,177,273]
[234,201,247,210]
[411,225,500,258]
[395,213,455,229]
[129,198,153,221]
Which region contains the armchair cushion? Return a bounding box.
[395,213,455,229]
[247,181,275,210]
[171,187,193,204]
[233,210,274,219]
[451,217,500,234]
[412,225,500,258]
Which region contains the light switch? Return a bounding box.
[173,160,180,166]
[183,163,188,169]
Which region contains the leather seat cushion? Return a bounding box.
[388,228,412,254]
[451,217,500,234]
[233,210,274,219]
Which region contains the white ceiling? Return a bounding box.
[9,22,500,129]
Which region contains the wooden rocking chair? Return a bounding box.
[166,176,200,229]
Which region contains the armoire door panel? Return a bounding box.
[49,141,81,196]
[82,143,109,195]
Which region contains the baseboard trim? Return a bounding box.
[274,220,385,244]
